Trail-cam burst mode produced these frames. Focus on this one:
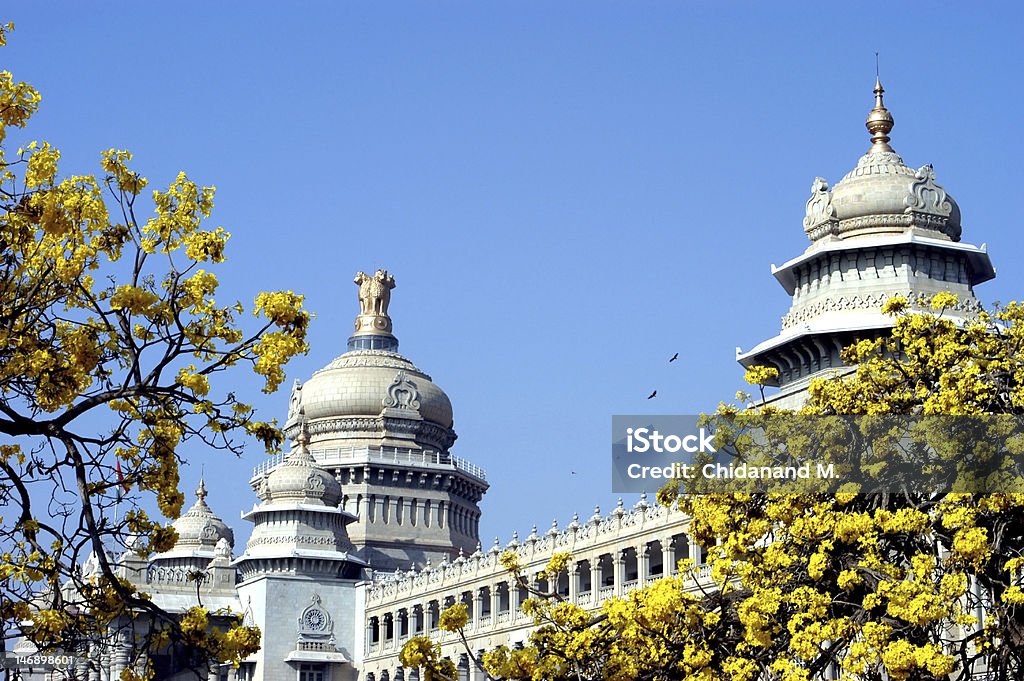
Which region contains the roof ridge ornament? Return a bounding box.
[866,76,895,153]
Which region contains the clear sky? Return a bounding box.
[6,3,1024,550]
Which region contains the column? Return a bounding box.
[473,587,484,630]
[591,558,603,600]
[662,537,675,575]
[613,549,626,597]
[568,562,579,604]
[490,584,501,625]
[637,544,650,585]
[690,535,702,565]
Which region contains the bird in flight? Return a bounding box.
[647,390,657,399]
[669,353,679,363]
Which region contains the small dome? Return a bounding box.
[802,80,961,243]
[170,480,234,551]
[264,433,342,507]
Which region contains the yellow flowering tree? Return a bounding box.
[404,293,1024,680]
[0,24,308,675]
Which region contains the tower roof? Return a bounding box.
[802,80,961,243]
[160,479,234,557]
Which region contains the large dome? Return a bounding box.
[300,351,453,428]
[284,270,457,452]
[802,79,961,243]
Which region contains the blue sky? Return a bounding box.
[6,3,1024,549]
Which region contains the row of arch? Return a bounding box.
[366,533,706,651]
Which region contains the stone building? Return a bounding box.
[12,81,996,681]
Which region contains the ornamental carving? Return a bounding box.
[287,379,303,423]
[905,164,951,217]
[146,565,210,585]
[383,372,421,411]
[214,537,232,560]
[803,177,837,237]
[305,472,326,496]
[782,292,982,329]
[297,594,334,641]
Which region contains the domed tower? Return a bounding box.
[251,270,488,571]
[235,431,366,679]
[148,479,234,572]
[737,80,996,408]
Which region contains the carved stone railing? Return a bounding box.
[252,445,486,481]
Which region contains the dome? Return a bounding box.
[283,270,457,451]
[262,432,342,507]
[169,480,234,552]
[802,79,961,243]
[300,351,454,428]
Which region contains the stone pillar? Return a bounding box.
[662,537,675,575]
[110,631,129,681]
[568,562,579,604]
[591,558,603,599]
[490,584,501,623]
[637,544,650,585]
[473,588,484,630]
[690,535,702,564]
[88,642,101,681]
[510,579,522,620]
[613,550,625,597]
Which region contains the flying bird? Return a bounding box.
[647,390,657,399]
[669,353,679,363]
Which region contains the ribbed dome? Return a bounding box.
[170,480,234,551]
[300,350,454,429]
[263,435,342,507]
[802,79,961,243]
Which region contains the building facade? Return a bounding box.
[13,82,996,681]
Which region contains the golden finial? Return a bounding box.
[296,418,310,449]
[865,74,895,153]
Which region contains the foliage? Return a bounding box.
[403,293,1024,680]
[0,23,307,674]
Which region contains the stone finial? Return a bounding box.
[490,537,501,555]
[635,491,650,511]
[589,506,602,526]
[508,530,520,549]
[195,478,208,503]
[526,525,540,543]
[866,77,895,153]
[567,512,581,531]
[546,519,559,538]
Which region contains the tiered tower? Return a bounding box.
[737,80,996,408]
[251,270,488,572]
[235,430,366,679]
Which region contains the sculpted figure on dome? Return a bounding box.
[354,269,396,317]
